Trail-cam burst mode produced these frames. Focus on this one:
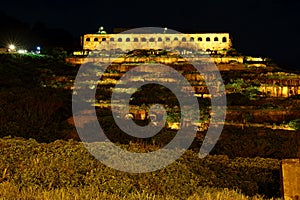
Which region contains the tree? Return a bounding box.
[43,47,68,61]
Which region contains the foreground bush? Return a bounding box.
[0,138,281,199]
[0,182,280,200]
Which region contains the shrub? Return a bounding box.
[210,126,298,159]
[288,119,300,130]
[0,88,72,142]
[0,138,281,199]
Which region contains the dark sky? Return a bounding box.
[1,0,300,69]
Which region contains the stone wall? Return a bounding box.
[226,109,300,124]
[65,56,245,66]
[260,85,300,97]
[83,33,232,51]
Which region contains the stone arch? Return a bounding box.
[206,37,211,42]
[190,37,194,42]
[214,37,219,41]
[166,37,171,42]
[134,38,139,42]
[289,88,294,96]
[94,38,99,42]
[86,38,91,42]
[222,37,227,42]
[110,38,114,42]
[102,38,106,41]
[126,38,130,42]
[149,37,155,42]
[141,38,147,42]
[158,37,162,42]
[198,37,202,42]
[174,37,179,41]
[118,38,122,42]
[182,37,186,42]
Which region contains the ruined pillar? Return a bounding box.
[281,133,300,200]
[281,159,300,200]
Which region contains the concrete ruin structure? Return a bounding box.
[281,159,300,200]
[66,30,300,99]
[82,33,232,52]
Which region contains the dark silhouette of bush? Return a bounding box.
[227,93,250,106]
[0,88,72,142]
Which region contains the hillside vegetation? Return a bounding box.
[0,53,299,199]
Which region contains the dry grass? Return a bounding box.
[0,182,280,200]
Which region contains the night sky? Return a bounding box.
[1,0,300,69]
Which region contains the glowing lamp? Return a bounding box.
[17,49,27,54]
[8,44,16,51]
